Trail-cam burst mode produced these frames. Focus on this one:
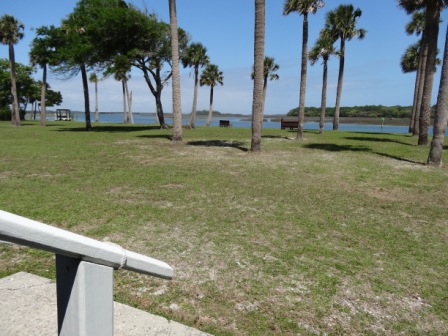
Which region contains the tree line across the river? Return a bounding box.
[286,105,435,119]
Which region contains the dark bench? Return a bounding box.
[280,118,298,130]
[219,120,231,127]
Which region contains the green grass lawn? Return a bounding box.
[1,120,447,335]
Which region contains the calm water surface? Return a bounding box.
[67,112,442,135]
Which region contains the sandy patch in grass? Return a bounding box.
[325,280,447,335]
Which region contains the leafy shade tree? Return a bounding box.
[0,58,59,121]
[309,29,336,134]
[182,42,209,128]
[398,0,448,145]
[251,0,266,152]
[283,0,325,140]
[0,14,24,126]
[27,81,62,119]
[325,4,366,131]
[89,73,99,122]
[130,12,189,129]
[169,0,182,141]
[428,23,448,166]
[30,25,62,126]
[200,63,223,127]
[251,56,280,113]
[58,0,144,131]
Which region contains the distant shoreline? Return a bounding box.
[33,111,411,126]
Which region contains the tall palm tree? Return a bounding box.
[283,0,324,140]
[0,14,24,126]
[309,29,336,134]
[428,23,448,166]
[30,26,61,127]
[251,56,280,113]
[325,4,366,131]
[169,0,182,142]
[401,42,422,134]
[251,0,266,152]
[89,73,100,123]
[200,63,223,127]
[398,0,448,145]
[405,10,426,135]
[182,42,209,128]
[104,55,132,124]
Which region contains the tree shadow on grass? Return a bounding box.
[304,142,426,165]
[54,125,161,133]
[262,135,293,140]
[304,143,371,152]
[376,153,425,165]
[344,136,415,146]
[137,134,173,140]
[187,140,248,152]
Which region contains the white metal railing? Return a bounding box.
[0,210,173,336]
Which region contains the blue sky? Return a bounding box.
[1,1,447,115]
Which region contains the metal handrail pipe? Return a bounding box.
[0,210,173,279]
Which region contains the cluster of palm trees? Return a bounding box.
[181,43,224,129]
[282,1,366,139]
[397,0,448,166]
[0,14,24,127]
[1,1,448,164]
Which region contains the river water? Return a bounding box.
[65,112,442,135]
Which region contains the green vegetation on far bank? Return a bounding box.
[287,105,436,119]
[0,121,447,335]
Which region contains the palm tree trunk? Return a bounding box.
[80,63,92,131]
[169,0,182,142]
[122,80,127,123]
[206,85,214,126]
[262,77,267,115]
[189,67,199,128]
[126,87,134,124]
[428,23,448,166]
[413,46,427,136]
[320,58,328,134]
[250,0,265,152]
[94,81,99,123]
[296,12,308,140]
[40,63,47,127]
[9,43,20,126]
[409,54,422,134]
[418,3,441,146]
[334,38,345,131]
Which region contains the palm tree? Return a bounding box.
[0,14,24,126]
[325,4,366,131]
[251,0,266,152]
[309,29,336,134]
[251,56,280,114]
[89,73,100,122]
[168,0,182,142]
[182,42,209,128]
[398,0,448,145]
[104,55,132,124]
[405,10,426,135]
[428,23,448,166]
[283,0,324,140]
[200,63,223,127]
[401,42,422,134]
[30,26,61,127]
